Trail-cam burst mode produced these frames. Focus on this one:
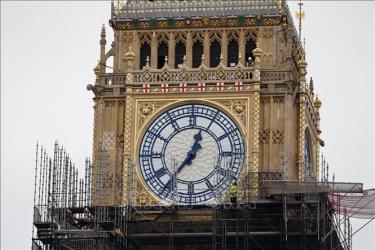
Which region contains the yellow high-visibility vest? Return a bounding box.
[230,184,237,197]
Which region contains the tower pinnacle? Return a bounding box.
[296,0,305,41]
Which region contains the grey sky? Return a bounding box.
[1,1,374,249]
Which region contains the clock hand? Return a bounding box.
[176,149,195,173]
[176,130,203,174]
[163,130,204,190]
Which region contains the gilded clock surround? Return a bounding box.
[134,98,250,205]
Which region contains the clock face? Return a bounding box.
[139,104,245,204]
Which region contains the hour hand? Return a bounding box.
[176,150,195,173]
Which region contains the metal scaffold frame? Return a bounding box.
[32,143,363,250]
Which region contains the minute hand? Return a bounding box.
[176,130,203,174]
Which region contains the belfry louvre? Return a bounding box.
[31,1,366,249]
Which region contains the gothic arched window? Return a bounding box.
[157,41,168,69]
[140,42,151,69]
[175,41,186,68]
[227,40,239,67]
[304,130,313,181]
[192,41,203,68]
[210,40,221,68]
[245,39,256,64]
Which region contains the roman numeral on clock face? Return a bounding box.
[188,182,194,195]
[155,167,167,178]
[189,116,196,127]
[217,167,227,176]
[217,134,228,141]
[205,180,213,189]
[221,151,233,157]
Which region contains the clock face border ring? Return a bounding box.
[134,99,248,205]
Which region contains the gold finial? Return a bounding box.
[94,61,100,76]
[252,42,263,58]
[314,95,322,110]
[297,56,307,70]
[295,0,305,41]
[124,46,136,61]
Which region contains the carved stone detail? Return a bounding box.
[273,96,285,103]
[137,101,171,129]
[259,129,270,144]
[135,181,158,206]
[262,28,274,39]
[122,93,133,204]
[252,91,260,184]
[105,101,116,107]
[272,129,284,144]
[261,97,271,104]
[215,99,248,127]
[123,31,134,42]
[102,132,116,150]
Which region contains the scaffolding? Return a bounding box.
[32,143,366,250]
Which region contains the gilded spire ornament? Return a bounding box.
[295,0,305,41]
[93,61,100,76]
[124,46,135,61]
[314,95,322,110]
[252,42,263,58]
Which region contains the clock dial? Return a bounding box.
[139,104,245,204]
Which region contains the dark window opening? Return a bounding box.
[175,41,186,68]
[210,40,221,68]
[157,41,168,69]
[192,41,203,68]
[227,40,239,67]
[304,130,313,181]
[245,40,256,64]
[140,42,151,69]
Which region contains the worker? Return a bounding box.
[229,181,238,205]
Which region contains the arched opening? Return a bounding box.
[105,56,113,74]
[175,41,186,68]
[304,130,313,181]
[157,41,168,69]
[192,41,203,68]
[245,39,256,64]
[227,39,239,67]
[210,40,221,68]
[140,42,151,69]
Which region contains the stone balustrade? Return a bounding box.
[96,65,293,86]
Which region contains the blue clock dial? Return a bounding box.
[139,104,245,204]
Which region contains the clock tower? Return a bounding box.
[87,0,322,207]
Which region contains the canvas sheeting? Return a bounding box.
[329,189,375,219]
